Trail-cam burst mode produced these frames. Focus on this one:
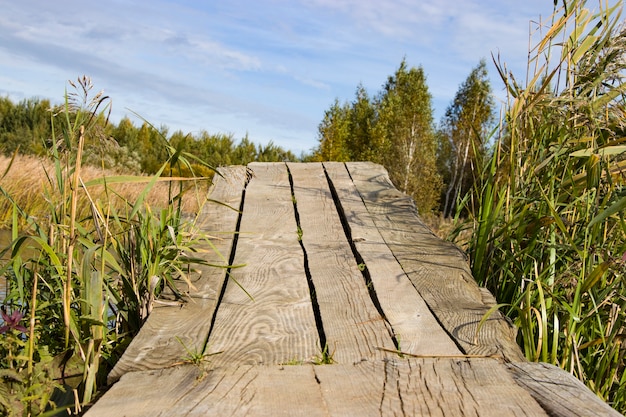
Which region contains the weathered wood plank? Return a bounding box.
[206,163,320,367]
[191,165,250,297]
[345,161,525,362]
[88,359,548,417]
[88,162,617,417]
[316,358,548,417]
[107,166,248,384]
[324,162,461,357]
[507,361,622,417]
[288,162,396,364]
[89,364,328,417]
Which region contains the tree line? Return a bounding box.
[0,96,298,177]
[310,58,495,216]
[1,58,494,217]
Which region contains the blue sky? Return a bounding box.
[0,1,579,154]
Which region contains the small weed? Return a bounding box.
[357,263,366,272]
[311,343,336,365]
[296,226,303,241]
[394,334,404,358]
[280,358,305,366]
[175,337,222,381]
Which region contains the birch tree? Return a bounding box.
[378,59,441,214]
[439,60,495,217]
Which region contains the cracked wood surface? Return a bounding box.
[107,166,247,384]
[288,162,396,363]
[87,359,549,417]
[345,161,525,362]
[87,162,618,417]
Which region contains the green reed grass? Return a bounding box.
[0,77,224,415]
[455,1,626,412]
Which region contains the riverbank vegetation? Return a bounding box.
[310,58,494,218]
[462,1,626,411]
[0,95,297,179]
[0,78,250,415]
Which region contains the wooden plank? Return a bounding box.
[107,166,248,384]
[88,162,617,417]
[191,165,250,297]
[87,364,328,417]
[507,361,622,417]
[287,162,396,364]
[206,163,320,367]
[324,162,461,357]
[345,161,525,362]
[88,359,548,417]
[315,358,548,417]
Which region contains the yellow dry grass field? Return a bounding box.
[0,154,209,227]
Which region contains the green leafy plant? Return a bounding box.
[174,336,222,381]
[311,343,336,365]
[0,76,226,414]
[455,1,626,412]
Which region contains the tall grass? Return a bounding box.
[0,77,221,415]
[458,0,626,411]
[0,154,208,228]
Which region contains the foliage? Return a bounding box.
[314,59,442,214]
[456,1,626,412]
[0,97,52,156]
[377,61,441,213]
[0,98,298,176]
[315,99,352,161]
[0,77,231,414]
[438,59,495,217]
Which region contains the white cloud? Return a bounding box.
[1,0,614,153]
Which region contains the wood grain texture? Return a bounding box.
[88,359,548,417]
[324,162,461,357]
[89,162,617,416]
[88,364,328,417]
[191,165,249,297]
[507,361,622,417]
[317,358,548,417]
[107,166,248,384]
[206,163,320,367]
[345,161,525,362]
[288,162,396,364]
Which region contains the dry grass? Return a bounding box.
[422,213,472,251]
[0,154,210,228]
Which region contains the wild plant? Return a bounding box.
[0,76,221,414]
[311,343,336,365]
[456,1,626,411]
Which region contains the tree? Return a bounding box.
[439,59,495,217]
[315,98,351,161]
[315,86,379,162]
[136,122,169,173]
[0,97,52,156]
[346,84,378,161]
[112,117,139,149]
[232,135,258,165]
[377,59,441,214]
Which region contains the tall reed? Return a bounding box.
[0,77,221,415]
[458,1,626,411]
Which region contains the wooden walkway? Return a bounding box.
[85,162,619,416]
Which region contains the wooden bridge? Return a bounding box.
[85,162,618,416]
